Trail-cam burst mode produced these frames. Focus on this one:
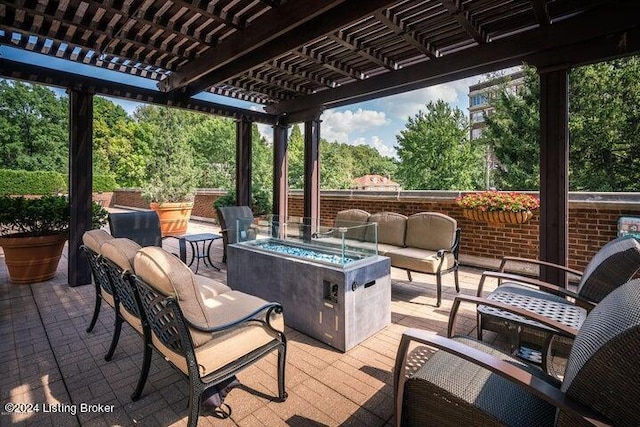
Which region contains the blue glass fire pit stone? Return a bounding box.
[254,241,358,265]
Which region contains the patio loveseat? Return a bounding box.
[328,209,461,307]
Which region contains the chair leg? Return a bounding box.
[436,274,442,307]
[187,381,204,427]
[407,270,412,282]
[277,341,288,401]
[105,315,123,361]
[131,342,153,401]
[454,268,460,293]
[86,294,102,333]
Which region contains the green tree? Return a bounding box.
[138,106,199,202]
[479,67,540,190]
[287,125,305,189]
[92,97,149,187]
[569,57,640,191]
[187,116,236,188]
[395,100,482,190]
[482,59,640,191]
[349,144,397,179]
[0,81,68,172]
[320,140,353,189]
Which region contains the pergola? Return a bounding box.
[1,0,639,286]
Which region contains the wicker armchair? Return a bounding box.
[215,206,256,262]
[474,236,640,370]
[130,246,287,427]
[395,279,640,427]
[81,229,116,333]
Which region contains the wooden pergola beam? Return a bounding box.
[0,58,278,124]
[160,0,400,95]
[267,4,640,114]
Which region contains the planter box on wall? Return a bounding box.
[462,208,533,224]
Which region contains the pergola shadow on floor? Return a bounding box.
[1,219,510,427]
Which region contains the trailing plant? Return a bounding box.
[456,191,539,213]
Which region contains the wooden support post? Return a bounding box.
[539,66,570,286]
[303,115,321,239]
[272,121,289,237]
[235,117,252,207]
[67,87,93,287]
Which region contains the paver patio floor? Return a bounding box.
[1,218,516,426]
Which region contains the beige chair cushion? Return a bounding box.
[82,229,114,254]
[101,238,142,272]
[334,209,370,241]
[134,246,251,347]
[405,212,457,251]
[153,312,281,377]
[120,305,143,334]
[195,275,232,301]
[366,212,407,246]
[387,247,456,273]
[377,243,404,256]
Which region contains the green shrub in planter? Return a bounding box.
[0,195,108,237]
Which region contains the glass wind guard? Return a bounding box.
[239,215,378,266]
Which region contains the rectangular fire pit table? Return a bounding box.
[227,238,391,352]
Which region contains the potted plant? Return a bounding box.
[0,195,108,283]
[141,108,199,237]
[456,191,540,224]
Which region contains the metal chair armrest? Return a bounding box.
[186,302,284,334]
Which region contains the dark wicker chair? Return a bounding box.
[395,278,640,427]
[129,246,287,427]
[215,205,256,262]
[81,229,116,333]
[473,235,640,370]
[108,211,163,247]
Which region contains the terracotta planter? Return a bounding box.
[0,233,67,284]
[462,208,533,224]
[150,202,194,236]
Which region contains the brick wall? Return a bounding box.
[114,189,640,271]
[113,188,225,221]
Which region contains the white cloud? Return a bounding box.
[369,136,396,158]
[256,123,273,144]
[321,108,388,144]
[379,76,481,120]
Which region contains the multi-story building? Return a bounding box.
[468,70,525,140]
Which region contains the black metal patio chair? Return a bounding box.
[81,229,116,333]
[129,245,287,427]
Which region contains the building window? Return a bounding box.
[471,111,485,123]
[470,94,487,107]
[471,128,483,140]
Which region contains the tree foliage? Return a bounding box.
[0,81,68,173]
[479,68,540,190]
[395,100,482,190]
[481,59,640,191]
